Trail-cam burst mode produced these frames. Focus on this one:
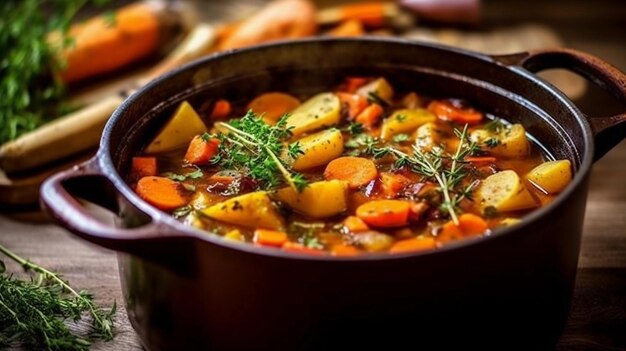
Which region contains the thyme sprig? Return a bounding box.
[0,244,116,350]
[213,111,308,192]
[370,124,480,224]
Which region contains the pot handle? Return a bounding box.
[40,157,184,255]
[492,48,626,161]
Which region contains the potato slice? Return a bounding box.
[275,180,348,218]
[286,93,341,136]
[476,170,538,212]
[290,129,344,171]
[146,101,207,153]
[201,191,285,230]
[526,160,572,194]
[471,123,529,158]
[380,109,437,140]
[413,122,443,151]
[356,78,394,102]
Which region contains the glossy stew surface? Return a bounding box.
[128,77,573,256]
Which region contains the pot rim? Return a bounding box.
[98,37,595,261]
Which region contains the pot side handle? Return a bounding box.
[40,157,180,254]
[492,48,626,161]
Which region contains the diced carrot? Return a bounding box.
[337,92,369,119]
[253,229,288,247]
[379,172,411,198]
[465,156,497,164]
[438,213,488,243]
[132,157,157,178]
[184,135,220,165]
[282,242,326,255]
[324,156,378,189]
[389,237,436,254]
[458,213,489,236]
[321,2,389,27]
[331,244,360,256]
[136,176,190,211]
[437,221,464,243]
[343,216,369,232]
[327,19,365,37]
[247,92,301,123]
[207,174,235,186]
[355,103,384,127]
[356,200,411,228]
[427,100,483,125]
[210,99,232,120]
[343,77,369,93]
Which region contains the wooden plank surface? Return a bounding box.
[1,0,625,350]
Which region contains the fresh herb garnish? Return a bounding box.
[163,167,204,182]
[173,205,193,219]
[0,244,116,350]
[369,124,480,224]
[344,122,365,135]
[395,114,407,122]
[392,133,410,143]
[367,91,389,106]
[0,0,108,144]
[288,222,325,249]
[484,118,506,133]
[213,111,308,192]
[484,137,501,148]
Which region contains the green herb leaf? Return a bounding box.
[392,133,410,143]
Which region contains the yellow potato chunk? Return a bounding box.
[201,191,285,230]
[471,124,529,158]
[380,109,437,140]
[526,160,572,194]
[476,170,538,212]
[146,101,207,153]
[413,122,443,151]
[498,218,522,227]
[356,78,394,102]
[286,93,341,136]
[275,180,348,218]
[290,129,344,171]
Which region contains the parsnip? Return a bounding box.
[201,191,285,230]
[526,160,572,194]
[414,122,443,151]
[380,108,436,140]
[145,101,207,154]
[286,93,341,136]
[290,129,344,171]
[356,78,394,102]
[476,170,538,212]
[275,180,348,218]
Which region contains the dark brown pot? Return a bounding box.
[40,38,626,350]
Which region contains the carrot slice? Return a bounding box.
[356,200,411,228]
[465,156,497,164]
[355,103,384,127]
[247,92,300,122]
[389,237,436,254]
[331,244,360,256]
[184,135,220,165]
[136,176,190,211]
[324,156,378,189]
[379,172,411,198]
[132,157,157,178]
[210,99,232,120]
[427,100,483,125]
[254,229,288,247]
[343,216,369,232]
[327,19,365,37]
[282,242,326,255]
[337,92,369,119]
[458,213,488,236]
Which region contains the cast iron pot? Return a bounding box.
[41,38,626,350]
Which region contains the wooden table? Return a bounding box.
[2,1,625,350]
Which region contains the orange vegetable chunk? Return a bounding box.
[254,229,288,247]
[136,176,189,211]
[356,200,411,227]
[247,92,300,122]
[355,103,384,127]
[324,156,378,189]
[184,135,220,165]
[132,157,157,178]
[389,237,436,254]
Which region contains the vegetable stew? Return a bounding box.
[127,77,573,255]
